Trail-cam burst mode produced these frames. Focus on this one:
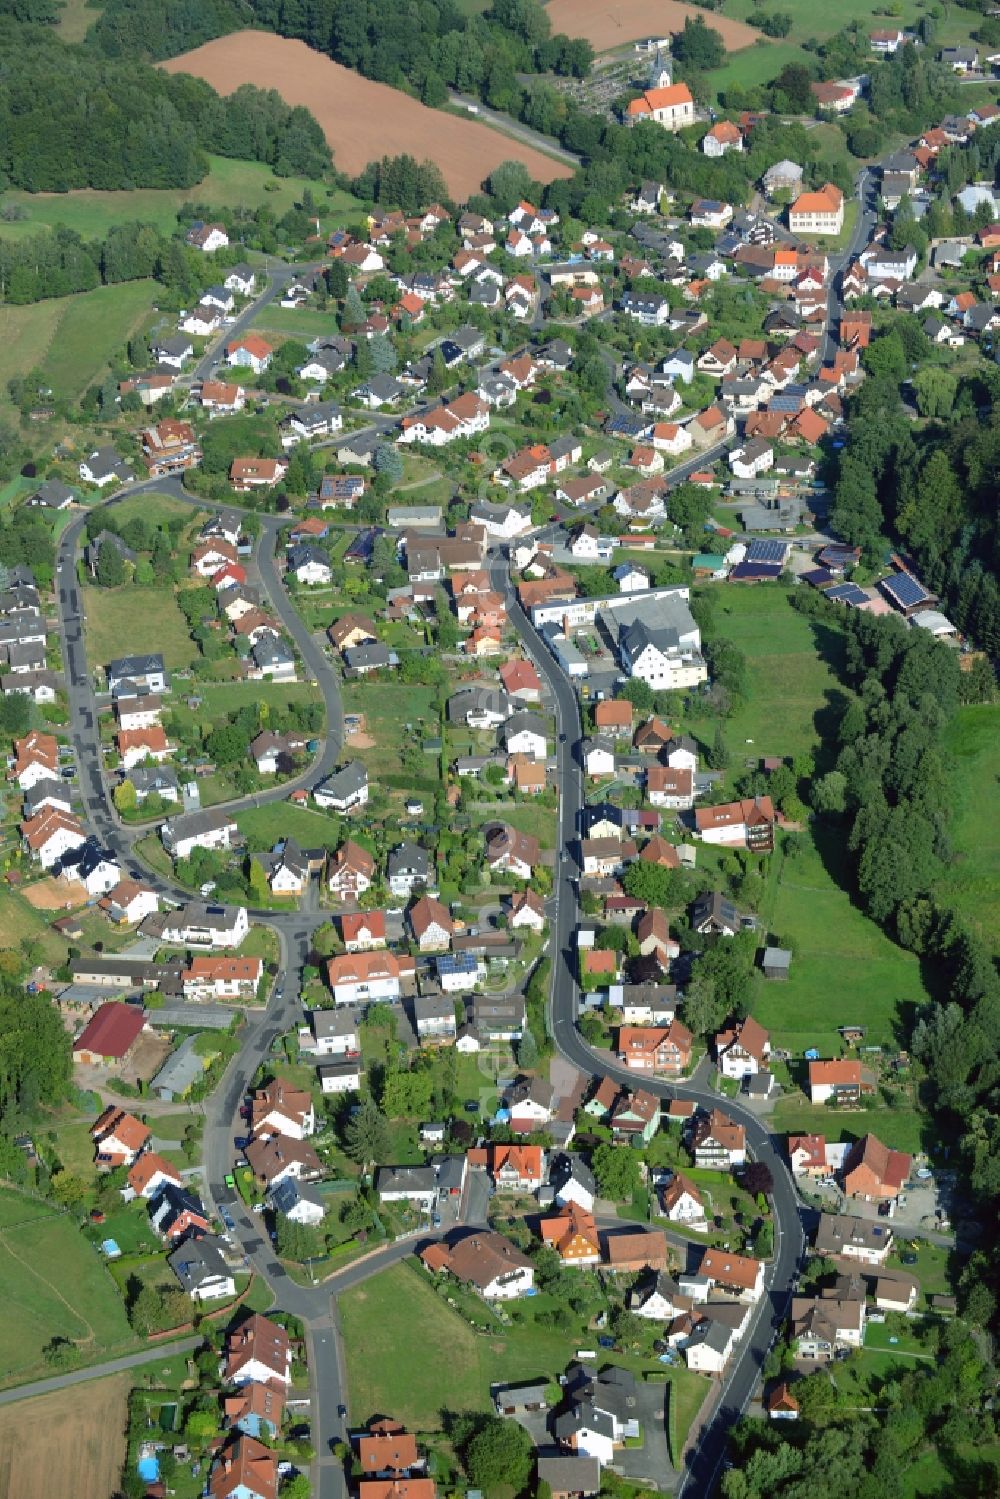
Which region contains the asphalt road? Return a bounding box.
[446,91,582,167]
[0,1336,202,1406]
[493,549,805,1493]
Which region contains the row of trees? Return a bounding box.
[793,598,999,1329]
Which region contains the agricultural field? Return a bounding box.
[937,703,1000,953]
[685,584,848,769]
[0,155,360,243]
[545,0,763,53]
[340,1260,708,1446]
[84,583,198,672]
[0,1374,132,1499]
[0,1187,135,1385]
[162,33,574,198]
[753,831,930,1055]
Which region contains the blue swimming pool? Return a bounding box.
[137,1456,160,1483]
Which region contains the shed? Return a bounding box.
[150,1035,205,1101]
[762,946,791,980]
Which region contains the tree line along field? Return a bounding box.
[0,1188,136,1385]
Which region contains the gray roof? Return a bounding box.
[375,1164,437,1195]
[316,760,368,800]
[414,994,456,1023]
[151,1035,204,1097]
[814,1212,892,1256]
[502,709,547,742]
[168,1235,232,1293]
[253,636,294,668]
[161,807,236,846]
[536,1456,601,1493]
[549,1151,596,1197]
[311,1007,360,1039]
[129,766,180,797]
[107,653,165,682]
[387,840,430,879]
[269,1176,325,1216]
[30,479,75,508]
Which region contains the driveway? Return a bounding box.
[612,1379,676,1491]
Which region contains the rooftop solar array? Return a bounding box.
[746,538,788,564]
[730,561,783,581]
[826,582,869,606]
[881,571,930,609]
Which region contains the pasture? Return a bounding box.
[161,32,573,198]
[685,583,849,768]
[0,155,360,242]
[937,703,1000,953]
[754,831,930,1054]
[0,1188,135,1386]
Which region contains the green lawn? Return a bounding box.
[237,801,342,851]
[55,0,100,41]
[770,1097,929,1157]
[84,583,197,671]
[256,306,342,340]
[110,491,203,531]
[0,1187,135,1385]
[339,1260,707,1443]
[0,157,363,242]
[724,0,923,44]
[685,585,848,769]
[753,829,930,1054]
[708,40,810,98]
[341,681,442,779]
[936,704,1000,953]
[899,1441,1000,1498]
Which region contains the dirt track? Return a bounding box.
[0,1374,131,1499]
[163,33,573,199]
[545,0,763,53]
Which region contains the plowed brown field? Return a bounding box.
[0,1375,131,1499]
[163,32,573,199]
[545,0,762,53]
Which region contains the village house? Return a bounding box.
[91,1106,150,1168]
[715,1016,771,1080]
[841,1134,912,1201]
[808,1058,877,1105]
[421,1231,534,1300]
[617,1022,692,1075]
[692,1109,746,1168]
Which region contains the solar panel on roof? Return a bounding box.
[883,571,929,609]
[826,583,869,606]
[746,539,787,564]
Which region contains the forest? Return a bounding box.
[0,20,330,192]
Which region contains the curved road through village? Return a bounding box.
[38,165,880,1486]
